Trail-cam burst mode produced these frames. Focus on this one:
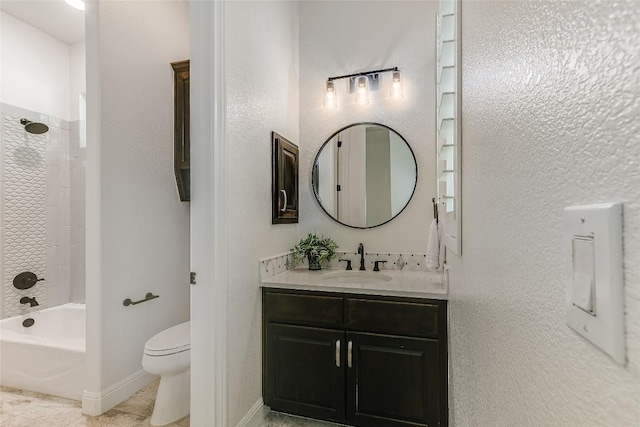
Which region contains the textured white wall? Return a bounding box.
[299,1,438,254]
[448,1,640,425]
[224,1,300,424]
[0,12,71,121]
[85,0,190,402]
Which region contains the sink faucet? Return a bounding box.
[20,296,39,307]
[357,243,366,271]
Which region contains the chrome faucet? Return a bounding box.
[20,296,39,307]
[357,243,366,271]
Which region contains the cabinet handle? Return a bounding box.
[280,190,287,212]
[335,340,341,367]
[348,340,353,368]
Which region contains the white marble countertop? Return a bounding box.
[261,267,448,300]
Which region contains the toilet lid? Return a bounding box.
[144,321,190,356]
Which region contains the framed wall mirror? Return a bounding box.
[312,123,417,229]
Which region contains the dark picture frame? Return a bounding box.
[272,132,299,224]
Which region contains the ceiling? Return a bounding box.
[1,0,85,45]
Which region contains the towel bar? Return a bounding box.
[123,293,159,307]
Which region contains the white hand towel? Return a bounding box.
[437,215,446,272]
[426,218,440,270]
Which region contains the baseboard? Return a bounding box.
[82,369,157,416]
[236,398,269,427]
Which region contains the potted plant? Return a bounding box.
[291,233,338,270]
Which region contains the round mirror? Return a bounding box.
[312,123,417,229]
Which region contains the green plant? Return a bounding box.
[291,233,338,267]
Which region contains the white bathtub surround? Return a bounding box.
[68,120,86,304]
[0,109,47,318]
[0,303,85,400]
[0,104,85,320]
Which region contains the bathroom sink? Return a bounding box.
[321,271,392,284]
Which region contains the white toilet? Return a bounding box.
[142,321,190,426]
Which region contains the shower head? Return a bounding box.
[20,118,49,135]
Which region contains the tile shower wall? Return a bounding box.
[69,121,85,303]
[0,104,85,319]
[45,113,71,308]
[1,109,47,318]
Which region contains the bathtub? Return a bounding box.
[0,303,86,400]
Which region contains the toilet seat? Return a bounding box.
[144,321,190,356]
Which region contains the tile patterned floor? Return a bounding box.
[258,412,345,426]
[0,380,190,427]
[0,381,339,427]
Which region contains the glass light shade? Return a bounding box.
[324,81,337,109]
[356,76,369,105]
[390,71,403,100]
[64,0,85,11]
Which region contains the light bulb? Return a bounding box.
[324,81,337,109]
[390,71,403,100]
[356,76,369,105]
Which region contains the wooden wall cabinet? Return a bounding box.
[263,288,448,427]
[272,132,299,224]
[172,60,190,201]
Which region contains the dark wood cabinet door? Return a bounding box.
[265,324,345,422]
[171,60,190,201]
[272,132,298,223]
[346,332,441,427]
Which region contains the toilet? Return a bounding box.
[142,321,190,426]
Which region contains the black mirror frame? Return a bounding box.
[311,122,418,229]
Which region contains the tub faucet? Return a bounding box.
[357,243,366,271]
[20,296,39,307]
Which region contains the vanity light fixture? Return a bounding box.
[324,80,337,109]
[390,71,403,100]
[355,76,369,105]
[325,66,401,108]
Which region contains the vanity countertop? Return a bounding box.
[261,267,448,300]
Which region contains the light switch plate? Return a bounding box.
[571,236,595,314]
[563,203,625,364]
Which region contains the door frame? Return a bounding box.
[190,1,228,425]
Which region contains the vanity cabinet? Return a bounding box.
[265,324,345,420]
[263,288,448,427]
